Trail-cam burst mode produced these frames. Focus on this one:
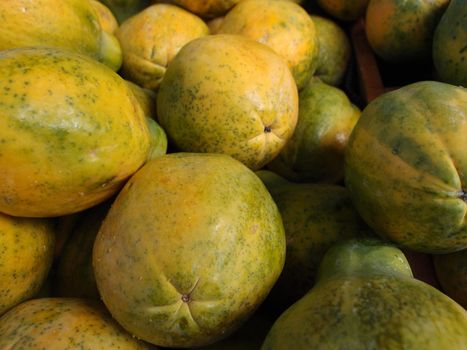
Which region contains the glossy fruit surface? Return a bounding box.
[345,81,467,253]
[157,34,298,170]
[311,15,351,86]
[0,214,54,315]
[268,78,360,183]
[366,0,449,63]
[0,298,152,349]
[0,47,151,217]
[0,0,122,70]
[94,153,286,347]
[432,0,467,87]
[218,0,318,89]
[262,239,467,349]
[117,4,209,90]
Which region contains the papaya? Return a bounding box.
[311,15,351,86]
[345,81,467,253]
[125,80,158,120]
[93,153,286,347]
[218,0,318,89]
[90,0,119,34]
[146,118,168,160]
[0,0,122,71]
[124,81,168,160]
[262,239,467,349]
[256,171,369,311]
[0,298,152,349]
[157,35,298,170]
[116,4,209,90]
[433,249,467,309]
[432,0,467,87]
[268,78,360,183]
[0,214,55,315]
[0,47,151,217]
[365,0,449,63]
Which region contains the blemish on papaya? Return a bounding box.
[460,189,467,202]
[99,176,117,188]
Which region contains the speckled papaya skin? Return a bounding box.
[365,0,449,63]
[268,79,360,183]
[157,34,298,171]
[434,249,467,309]
[345,81,467,253]
[155,0,240,18]
[93,153,286,348]
[256,173,368,310]
[0,0,122,70]
[125,80,158,119]
[311,16,351,87]
[0,298,152,349]
[124,81,168,160]
[116,4,209,90]
[90,0,119,34]
[146,118,168,161]
[262,240,467,349]
[218,0,318,89]
[0,47,151,217]
[432,0,467,87]
[316,0,369,21]
[0,214,55,316]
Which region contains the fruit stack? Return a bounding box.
[0,0,465,349]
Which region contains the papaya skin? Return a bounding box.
[145,117,168,161]
[256,174,370,311]
[125,80,158,119]
[0,298,152,349]
[0,214,55,316]
[124,81,168,160]
[218,0,318,89]
[345,81,467,253]
[116,4,209,90]
[310,15,351,86]
[90,0,119,34]
[432,0,467,87]
[0,47,151,217]
[157,34,298,171]
[0,0,122,70]
[365,0,449,63]
[262,240,467,349]
[268,78,360,183]
[93,153,286,348]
